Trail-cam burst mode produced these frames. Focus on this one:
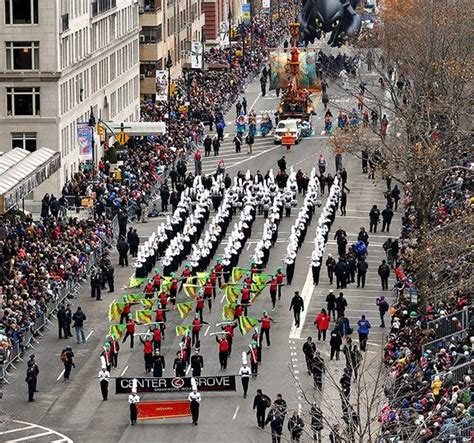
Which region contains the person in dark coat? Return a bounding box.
[335,259,348,289]
[369,204,381,233]
[106,264,115,293]
[289,291,304,328]
[253,389,271,429]
[288,411,305,442]
[128,229,139,258]
[378,259,390,290]
[203,135,212,157]
[25,360,37,401]
[381,206,394,232]
[117,237,129,267]
[160,185,170,212]
[40,194,50,218]
[57,303,67,338]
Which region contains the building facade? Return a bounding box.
[0,0,141,194]
[138,0,204,98]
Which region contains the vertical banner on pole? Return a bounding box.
[77,122,93,161]
[262,0,270,9]
[155,70,169,102]
[242,3,251,23]
[191,41,203,70]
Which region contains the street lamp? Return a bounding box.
[88,105,96,170]
[165,50,173,135]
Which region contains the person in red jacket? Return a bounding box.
[109,336,120,368]
[314,308,330,341]
[195,293,205,321]
[179,264,192,292]
[248,342,259,378]
[169,274,178,307]
[120,303,132,324]
[215,259,223,287]
[216,335,229,370]
[159,293,168,312]
[275,268,285,300]
[152,326,162,351]
[241,283,252,316]
[122,315,135,348]
[222,319,237,356]
[140,336,153,373]
[153,271,161,291]
[268,275,278,310]
[259,311,276,346]
[181,333,192,365]
[210,269,218,299]
[191,315,208,347]
[144,280,154,299]
[234,304,243,323]
[252,328,263,362]
[155,302,168,338]
[203,279,213,312]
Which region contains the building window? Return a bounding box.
[6,87,40,116]
[11,132,36,152]
[140,26,162,44]
[5,0,39,25]
[6,41,39,70]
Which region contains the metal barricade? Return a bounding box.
[422,329,470,354]
[427,307,473,340]
[428,417,474,442]
[431,360,472,382]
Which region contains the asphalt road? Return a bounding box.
[1,46,400,443]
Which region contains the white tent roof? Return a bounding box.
[0,148,30,175]
[106,121,166,136]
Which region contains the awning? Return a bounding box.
[0,148,30,175]
[0,147,61,214]
[105,121,166,136]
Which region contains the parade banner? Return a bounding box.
[137,400,191,420]
[129,277,145,288]
[183,284,200,299]
[108,302,125,322]
[225,286,241,304]
[175,325,192,336]
[196,272,209,285]
[222,303,236,321]
[123,293,142,303]
[239,316,258,335]
[232,267,247,283]
[108,324,126,340]
[155,70,169,102]
[140,299,155,309]
[116,375,237,394]
[135,310,154,324]
[77,122,93,162]
[191,41,203,70]
[242,3,251,23]
[176,302,193,319]
[252,272,268,286]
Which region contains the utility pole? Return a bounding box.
[165,51,173,135]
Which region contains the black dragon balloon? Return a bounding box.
[298,0,362,47]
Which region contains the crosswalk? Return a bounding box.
[0,420,72,442]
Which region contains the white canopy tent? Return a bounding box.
[105,121,166,137]
[0,148,30,175]
[0,147,61,214]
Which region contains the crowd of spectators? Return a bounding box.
[379,163,473,441]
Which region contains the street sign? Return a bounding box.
[116,131,129,145]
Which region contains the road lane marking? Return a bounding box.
[226,144,282,170]
[0,426,36,435]
[289,268,313,339]
[56,369,65,381]
[9,431,54,441]
[86,330,94,341]
[3,420,73,442]
[232,405,240,420]
[120,365,129,376]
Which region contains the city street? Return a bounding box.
[1,51,400,443]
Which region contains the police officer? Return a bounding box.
[25,360,37,402]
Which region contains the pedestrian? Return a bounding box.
[381,205,394,232]
[106,263,115,293]
[340,190,347,215]
[369,204,380,233]
[302,337,316,375]
[194,149,202,175]
[260,75,267,96]
[391,184,401,210]
[253,389,271,429]
[60,345,75,382]
[98,366,110,400]
[259,311,275,346]
[288,411,305,442]
[72,307,86,344]
[233,133,242,153]
[212,135,220,156]
[57,303,67,339]
[117,236,129,267]
[188,387,201,425]
[191,348,204,376]
[376,296,389,327]
[340,367,352,410]
[235,100,242,117]
[216,335,229,370]
[329,328,342,360]
[335,258,348,289]
[239,361,251,397]
[326,289,337,320]
[289,291,304,328]
[378,259,390,290]
[335,292,348,319]
[245,132,254,154]
[311,403,324,442]
[266,404,284,442]
[311,351,325,391]
[160,184,170,212]
[356,258,369,288]
[273,393,288,424]
[152,350,165,377]
[314,308,330,341]
[25,360,37,402]
[357,314,371,351]
[204,134,212,157]
[242,97,247,115]
[128,388,140,425]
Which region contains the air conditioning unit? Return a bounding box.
[140,74,145,80]
[139,35,146,43]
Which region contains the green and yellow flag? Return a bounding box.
[177,301,193,319]
[135,310,154,324]
[232,267,247,283]
[140,299,155,309]
[175,325,192,337]
[239,316,258,335]
[108,302,125,322]
[225,286,242,304]
[252,272,268,286]
[129,277,146,288]
[196,272,210,285]
[183,283,200,299]
[222,303,236,321]
[161,276,173,292]
[250,283,266,302]
[108,324,126,340]
[123,293,142,303]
